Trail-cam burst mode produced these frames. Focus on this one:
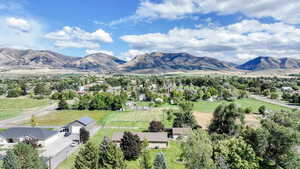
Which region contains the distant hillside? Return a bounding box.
[0,48,77,68]
[70,53,126,72]
[236,56,300,70]
[0,48,125,72]
[118,52,233,73]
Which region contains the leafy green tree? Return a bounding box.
[148,121,164,132]
[98,137,126,169]
[7,88,22,98]
[79,128,90,144]
[258,105,266,115]
[173,101,197,128]
[181,130,215,169]
[3,150,21,169]
[57,99,69,110]
[120,132,142,161]
[244,119,300,169]
[73,142,98,169]
[208,103,245,136]
[34,83,51,95]
[13,143,47,169]
[270,92,279,99]
[213,138,260,169]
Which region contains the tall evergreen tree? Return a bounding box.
[120,132,142,160]
[153,152,168,169]
[73,142,98,169]
[2,150,21,169]
[13,143,47,169]
[98,137,126,169]
[139,149,152,169]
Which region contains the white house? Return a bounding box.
[65,117,96,134]
[0,127,59,147]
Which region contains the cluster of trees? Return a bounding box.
[2,143,47,169]
[57,92,127,111]
[282,92,300,104]
[180,103,300,169]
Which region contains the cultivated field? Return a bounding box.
[0,98,53,120]
[23,110,111,126]
[193,98,291,113]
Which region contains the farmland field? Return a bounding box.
[23,110,111,126]
[193,98,291,113]
[102,107,173,129]
[0,98,54,120]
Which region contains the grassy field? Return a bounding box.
[0,98,53,120]
[101,107,173,129]
[24,110,112,126]
[193,98,291,113]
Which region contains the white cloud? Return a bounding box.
[121,19,300,62]
[135,0,300,24]
[5,17,31,32]
[0,16,49,50]
[85,49,114,56]
[122,49,146,60]
[45,26,113,49]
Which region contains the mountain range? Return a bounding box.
[0,48,299,73]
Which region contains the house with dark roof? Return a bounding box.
[0,127,59,147]
[112,132,169,149]
[65,117,96,134]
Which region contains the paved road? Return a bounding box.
[0,103,58,128]
[250,95,300,110]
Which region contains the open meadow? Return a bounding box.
[0,98,54,121]
[23,110,111,126]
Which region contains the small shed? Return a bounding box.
[112,132,169,149]
[172,128,192,139]
[66,117,96,134]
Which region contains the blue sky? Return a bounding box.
[0,0,299,63]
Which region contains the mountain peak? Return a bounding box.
[236,56,300,70]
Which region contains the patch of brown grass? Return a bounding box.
[193,112,261,129]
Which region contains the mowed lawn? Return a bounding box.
[57,128,184,169]
[102,107,173,129]
[193,98,291,113]
[24,110,112,126]
[0,98,53,120]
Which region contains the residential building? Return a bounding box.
[112,132,169,149]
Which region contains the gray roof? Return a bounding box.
[0,127,57,140]
[69,117,95,126]
[172,128,192,135]
[112,132,168,143]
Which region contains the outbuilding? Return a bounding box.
[172,128,192,139]
[112,132,169,149]
[65,117,96,134]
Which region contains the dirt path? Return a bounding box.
[250,95,300,110]
[0,103,58,128]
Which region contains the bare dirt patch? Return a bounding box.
[193,112,261,129]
